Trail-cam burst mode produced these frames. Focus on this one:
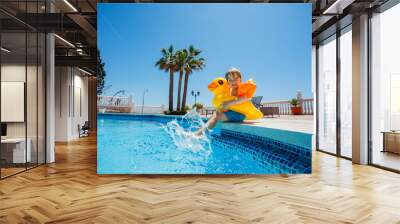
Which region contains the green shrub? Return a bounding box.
[164,110,187,115]
[163,105,192,115]
[289,98,299,107]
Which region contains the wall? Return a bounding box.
[352,14,369,164]
[1,65,26,138]
[1,64,43,139]
[1,62,46,165]
[88,77,97,132]
[55,67,69,141]
[55,67,89,141]
[72,72,89,138]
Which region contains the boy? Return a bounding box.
[196,68,250,135]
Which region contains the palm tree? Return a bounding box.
[175,49,188,111]
[97,49,106,95]
[181,45,205,111]
[155,45,176,112]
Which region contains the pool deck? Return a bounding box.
[203,114,314,134]
[241,115,314,134]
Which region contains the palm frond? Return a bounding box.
[168,45,174,54]
[160,48,168,55]
[156,45,178,73]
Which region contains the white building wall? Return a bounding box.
[46,4,55,163]
[55,66,69,141]
[70,72,89,139]
[55,67,89,141]
[352,14,369,164]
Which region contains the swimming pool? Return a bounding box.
[97,113,311,174]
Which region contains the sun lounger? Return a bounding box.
[260,107,280,118]
[251,96,263,109]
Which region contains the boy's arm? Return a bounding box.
[228,96,250,105]
[221,96,250,109]
[221,79,256,109]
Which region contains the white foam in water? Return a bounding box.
[162,109,211,155]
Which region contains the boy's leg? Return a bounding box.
[206,110,227,129]
[195,111,227,135]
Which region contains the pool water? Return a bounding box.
[97,114,310,174]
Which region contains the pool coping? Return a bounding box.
[98,112,312,149]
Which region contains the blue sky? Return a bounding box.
[98,3,311,107]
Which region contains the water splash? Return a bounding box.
[162,109,211,155]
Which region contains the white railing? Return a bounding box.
[199,106,216,117]
[262,98,314,115]
[97,95,166,114]
[97,95,313,115]
[98,95,133,107]
[132,105,166,114]
[97,95,134,113]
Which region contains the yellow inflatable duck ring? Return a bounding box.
[208,77,263,120]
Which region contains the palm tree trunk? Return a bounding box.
[169,67,174,111]
[181,72,189,111]
[176,70,183,111]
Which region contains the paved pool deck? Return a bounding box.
[203,115,314,134]
[242,115,314,134]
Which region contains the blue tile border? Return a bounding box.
[212,129,311,174]
[218,122,312,149]
[218,129,311,158]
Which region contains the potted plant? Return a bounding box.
[192,103,204,112]
[289,98,302,115]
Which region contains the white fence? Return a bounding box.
[262,98,314,115]
[97,95,133,113]
[97,95,166,114]
[97,95,314,115]
[98,95,133,107]
[132,105,166,114]
[199,106,217,117]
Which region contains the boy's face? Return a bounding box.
[227,75,241,88]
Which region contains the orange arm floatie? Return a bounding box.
[237,79,256,98]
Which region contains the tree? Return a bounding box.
[97,49,106,95]
[181,45,205,111]
[155,45,176,112]
[175,49,188,111]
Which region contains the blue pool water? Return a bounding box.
[97,113,311,174]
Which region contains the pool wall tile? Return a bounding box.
[212,129,311,174]
[218,122,312,150]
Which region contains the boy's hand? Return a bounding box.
[221,102,230,110]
